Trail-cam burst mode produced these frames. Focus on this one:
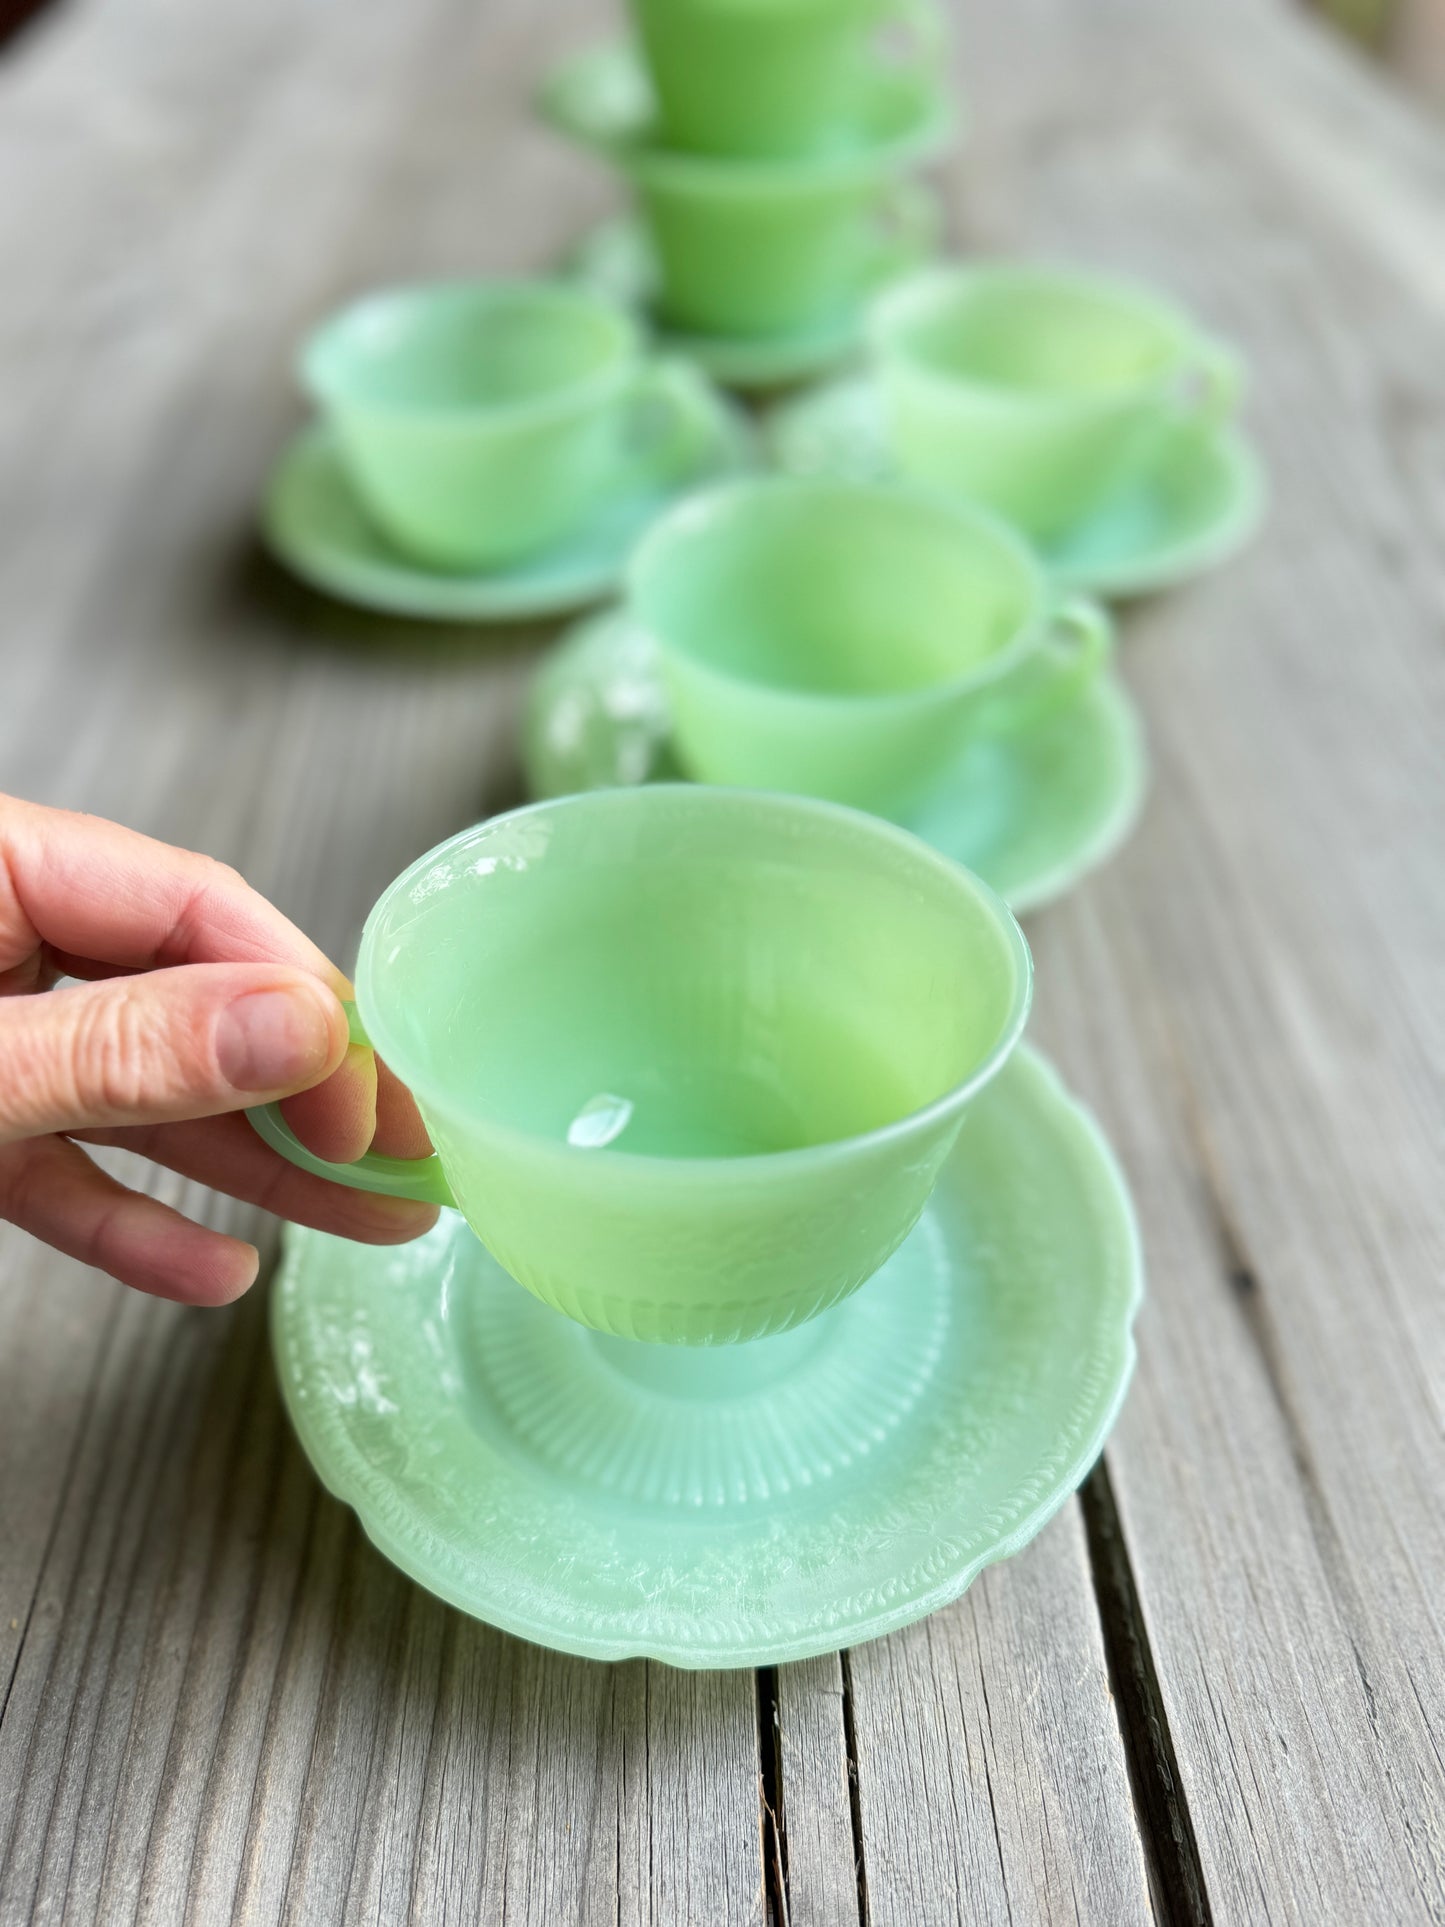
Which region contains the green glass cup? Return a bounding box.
[630,0,943,160]
[629,476,1113,819]
[301,279,707,571]
[614,74,948,338]
[870,263,1243,539]
[248,788,1032,1346]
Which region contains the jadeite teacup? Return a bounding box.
[630,476,1113,819]
[869,263,1243,539]
[301,279,706,571]
[617,73,948,338]
[249,787,1031,1346]
[630,0,943,159]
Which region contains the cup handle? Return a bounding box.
[620,358,718,491]
[245,1001,455,1207]
[1175,338,1243,430]
[982,597,1114,736]
[535,40,653,152]
[865,178,942,289]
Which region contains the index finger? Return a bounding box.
[0,793,347,983]
[0,794,429,1165]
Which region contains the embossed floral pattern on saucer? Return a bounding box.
[273,1047,1142,1668]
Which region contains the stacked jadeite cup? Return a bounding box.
[539,0,954,383]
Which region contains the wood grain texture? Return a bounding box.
[847,1512,1153,1927]
[951,2,1445,1920]
[775,1519,1158,1927]
[0,0,1443,1919]
[769,1658,860,1927]
[0,1281,767,1927]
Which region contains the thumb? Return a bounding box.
[0,963,350,1143]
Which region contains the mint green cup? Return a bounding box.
[630,0,942,159]
[301,279,704,571]
[617,74,948,338]
[248,788,1032,1346]
[630,477,1113,819]
[870,263,1243,539]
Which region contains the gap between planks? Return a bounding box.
[759,1465,1222,1927]
[1081,1465,1214,1927]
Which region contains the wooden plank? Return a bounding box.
[949,0,1445,1918]
[770,1658,860,1927]
[776,1515,1158,1927]
[845,1513,1153,1927]
[0,1283,766,1926]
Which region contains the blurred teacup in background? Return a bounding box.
[870,262,1242,539]
[630,0,945,159]
[541,46,951,345]
[301,278,708,571]
[627,79,945,338]
[631,476,1113,820]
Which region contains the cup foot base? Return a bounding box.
[450,1220,953,1510]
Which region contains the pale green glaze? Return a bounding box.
[251,788,1032,1345]
[271,1045,1143,1666]
[870,263,1243,540]
[632,150,937,341]
[630,476,1113,819]
[766,375,1268,596]
[564,207,940,392]
[522,610,1147,913]
[630,0,941,158]
[301,279,707,572]
[262,369,751,621]
[541,43,951,338]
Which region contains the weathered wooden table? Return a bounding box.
[0,0,1441,1919]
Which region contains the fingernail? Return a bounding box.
[216,986,338,1093]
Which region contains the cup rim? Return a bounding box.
[354,786,1034,1177]
[627,473,1059,713]
[868,260,1207,409]
[299,277,642,430]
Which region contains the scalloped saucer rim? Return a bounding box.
[272,1045,1143,1668]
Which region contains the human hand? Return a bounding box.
[0,794,438,1304]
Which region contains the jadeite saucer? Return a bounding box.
[564,212,939,393]
[767,377,1268,597]
[523,612,1147,914]
[261,381,751,623]
[273,1046,1142,1668]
